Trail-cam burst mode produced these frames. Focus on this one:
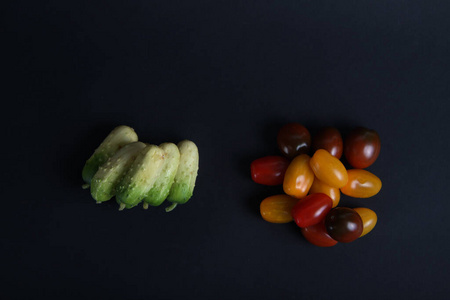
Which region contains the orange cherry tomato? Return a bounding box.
[309,177,340,208]
[260,194,299,223]
[283,154,315,199]
[340,169,382,198]
[353,207,378,237]
[309,149,348,188]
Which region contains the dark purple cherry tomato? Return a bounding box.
[325,207,363,243]
[251,156,290,185]
[301,219,338,247]
[344,127,380,169]
[277,123,311,159]
[291,193,333,228]
[312,127,343,159]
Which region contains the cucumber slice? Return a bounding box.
[90,142,146,203]
[116,144,165,210]
[82,125,138,186]
[143,143,180,209]
[166,140,199,211]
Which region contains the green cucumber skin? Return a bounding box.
[116,145,165,208]
[167,140,199,205]
[144,143,180,207]
[82,152,107,184]
[82,125,138,184]
[167,183,192,204]
[90,142,146,203]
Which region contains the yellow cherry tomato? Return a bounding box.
[340,169,382,198]
[260,194,299,223]
[309,177,340,208]
[309,149,348,188]
[353,207,377,237]
[283,154,315,199]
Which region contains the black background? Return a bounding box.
[3,1,450,299]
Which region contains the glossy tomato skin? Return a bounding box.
[309,177,340,208]
[251,156,290,185]
[312,127,343,159]
[260,194,299,223]
[310,149,348,188]
[353,207,377,237]
[325,207,363,243]
[283,154,315,199]
[301,219,338,247]
[344,127,381,169]
[340,169,382,198]
[277,123,311,159]
[291,193,333,228]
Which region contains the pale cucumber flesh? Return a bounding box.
[115,144,165,208]
[143,142,181,207]
[167,140,199,206]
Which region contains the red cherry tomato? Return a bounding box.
[301,219,338,247]
[312,127,343,159]
[325,207,363,243]
[291,193,333,228]
[251,156,290,185]
[344,127,381,169]
[277,123,311,159]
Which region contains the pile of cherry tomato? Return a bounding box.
[251,123,381,247]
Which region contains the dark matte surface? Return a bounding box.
[3,1,450,299]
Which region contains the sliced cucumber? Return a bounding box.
[166,140,199,212]
[142,142,180,209]
[82,125,138,186]
[90,142,146,203]
[115,144,165,210]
